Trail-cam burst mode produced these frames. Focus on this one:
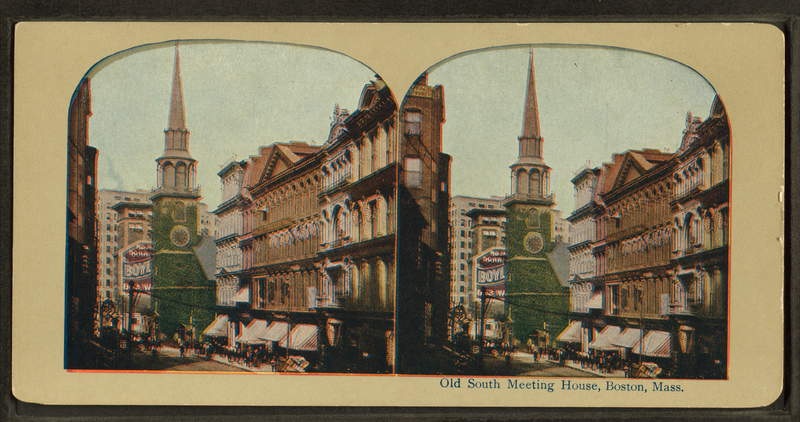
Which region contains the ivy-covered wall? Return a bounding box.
[152,253,215,338]
[505,205,570,345]
[153,200,200,251]
[152,199,215,338]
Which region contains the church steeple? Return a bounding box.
[521,49,541,140]
[154,42,198,198]
[168,43,187,131]
[508,49,553,204]
[516,49,546,165]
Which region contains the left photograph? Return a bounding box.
[66,40,400,373]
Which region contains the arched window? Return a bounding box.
[684,213,695,249]
[377,259,388,308]
[163,162,175,188]
[176,162,187,188]
[516,169,529,195]
[530,170,541,197]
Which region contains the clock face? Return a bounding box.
[524,232,545,255]
[171,225,191,248]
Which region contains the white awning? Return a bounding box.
[259,321,289,342]
[556,321,582,343]
[238,319,269,344]
[612,328,642,349]
[589,325,622,350]
[232,287,250,303]
[632,330,672,358]
[587,291,604,309]
[279,324,319,351]
[202,314,229,337]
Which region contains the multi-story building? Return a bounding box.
[502,51,570,347]
[466,206,508,321]
[97,190,152,308]
[601,148,676,371]
[212,159,249,310]
[552,209,572,244]
[566,165,608,353]
[563,96,730,378]
[149,45,216,341]
[112,198,154,313]
[245,140,323,365]
[449,196,505,314]
[668,98,729,378]
[316,80,398,373]
[397,73,451,374]
[206,78,405,374]
[66,77,99,369]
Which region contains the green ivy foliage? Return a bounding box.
[152,201,200,252]
[505,206,554,258]
[151,200,214,337]
[504,205,569,344]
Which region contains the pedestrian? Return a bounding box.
[179,342,185,358]
[533,349,539,363]
[526,338,533,354]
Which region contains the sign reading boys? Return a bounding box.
[473,248,507,297]
[122,242,154,292]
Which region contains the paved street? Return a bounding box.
[481,351,624,378]
[128,346,248,372]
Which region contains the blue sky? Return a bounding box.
[85,42,717,215]
[427,45,717,214]
[86,41,376,209]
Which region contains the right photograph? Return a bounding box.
[396,45,729,380]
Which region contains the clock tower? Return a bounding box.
[503,50,570,344]
[150,43,214,340]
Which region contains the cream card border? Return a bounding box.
[13,22,785,407]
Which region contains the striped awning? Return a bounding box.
[556,321,582,343]
[612,328,643,349]
[587,291,604,309]
[259,321,289,343]
[238,319,269,344]
[279,324,319,351]
[632,330,672,358]
[202,314,229,337]
[232,287,250,303]
[589,325,622,350]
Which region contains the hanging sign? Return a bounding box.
[474,248,507,297]
[122,242,153,291]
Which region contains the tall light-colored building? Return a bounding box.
[96,189,152,305]
[448,195,505,314]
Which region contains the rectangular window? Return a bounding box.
[404,111,422,135]
[405,157,422,187]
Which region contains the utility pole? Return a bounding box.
[479,287,487,371]
[127,278,135,368]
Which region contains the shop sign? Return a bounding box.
[474,248,506,297]
[122,242,153,291]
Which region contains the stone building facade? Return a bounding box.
[66,77,99,368]
[397,73,452,374]
[565,97,730,378]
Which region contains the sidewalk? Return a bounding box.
[208,354,276,373]
[160,345,276,372]
[515,351,626,378]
